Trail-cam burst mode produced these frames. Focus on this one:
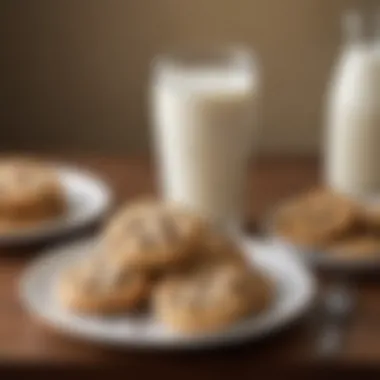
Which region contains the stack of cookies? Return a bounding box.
[0,158,66,230]
[58,200,273,334]
[273,189,380,259]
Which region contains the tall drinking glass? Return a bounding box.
[150,47,260,233]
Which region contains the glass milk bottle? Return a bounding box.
[324,10,380,196]
[150,47,260,232]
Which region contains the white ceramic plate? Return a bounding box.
[266,198,380,272]
[19,238,316,349]
[0,165,113,245]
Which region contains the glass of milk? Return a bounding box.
[150,47,260,232]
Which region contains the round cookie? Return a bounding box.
[273,190,358,247]
[101,201,208,271]
[153,263,272,334]
[327,236,380,260]
[0,158,65,227]
[58,255,150,314]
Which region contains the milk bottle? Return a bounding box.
[325,11,380,195]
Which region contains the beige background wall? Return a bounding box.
[0,0,364,154]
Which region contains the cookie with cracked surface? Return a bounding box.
[58,255,150,314]
[153,263,272,334]
[101,201,208,271]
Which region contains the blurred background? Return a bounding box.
[0,0,365,155]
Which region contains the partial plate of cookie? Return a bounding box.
[19,200,315,348]
[269,188,380,270]
[0,157,112,245]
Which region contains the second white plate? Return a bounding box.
[266,196,380,272]
[0,165,113,245]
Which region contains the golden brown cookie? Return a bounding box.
[327,236,380,260]
[273,190,359,247]
[153,263,272,334]
[0,158,65,228]
[100,201,208,271]
[58,255,150,314]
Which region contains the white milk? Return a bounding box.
[324,12,380,195]
[151,64,259,229]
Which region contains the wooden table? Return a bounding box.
[2,155,380,375]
